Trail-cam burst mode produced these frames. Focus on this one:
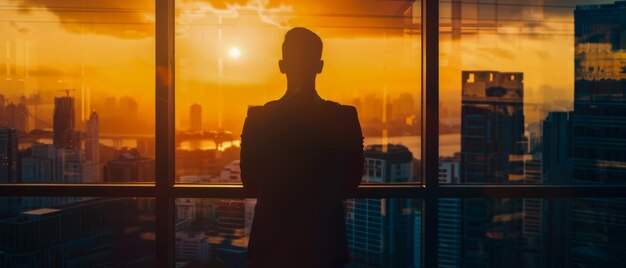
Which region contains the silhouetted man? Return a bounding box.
[240,27,364,268]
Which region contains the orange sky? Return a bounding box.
[0,0,588,133]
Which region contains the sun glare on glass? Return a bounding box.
[229,47,241,59]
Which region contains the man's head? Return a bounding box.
[279,27,324,77]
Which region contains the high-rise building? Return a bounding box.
[542,112,572,183]
[461,71,525,183]
[391,93,416,123]
[0,198,153,267]
[540,111,572,267]
[103,150,154,182]
[521,155,543,268]
[362,94,384,123]
[213,160,254,268]
[20,143,83,184]
[4,103,16,129]
[14,102,28,133]
[119,96,138,118]
[21,143,56,183]
[1,100,29,133]
[460,71,525,267]
[84,111,99,164]
[0,94,6,126]
[20,143,83,206]
[437,155,462,268]
[190,104,202,132]
[83,111,100,183]
[346,144,415,267]
[56,148,84,184]
[53,96,80,149]
[570,2,626,266]
[0,127,18,182]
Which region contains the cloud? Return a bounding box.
[175,0,295,39]
[12,0,604,39]
[13,0,155,39]
[13,0,419,38]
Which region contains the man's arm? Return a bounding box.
[240,107,262,197]
[341,106,364,197]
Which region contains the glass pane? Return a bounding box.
[174,0,422,184]
[175,198,421,267]
[0,197,155,266]
[0,2,155,183]
[437,198,626,267]
[439,0,626,184]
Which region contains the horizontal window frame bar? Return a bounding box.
[1,183,626,198]
[0,183,157,197]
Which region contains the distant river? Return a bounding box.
[28,134,461,156]
[179,133,460,156]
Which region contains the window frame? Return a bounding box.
[1,1,626,267]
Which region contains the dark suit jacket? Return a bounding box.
[240,96,364,268]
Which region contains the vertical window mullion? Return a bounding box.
[422,0,440,267]
[155,0,176,267]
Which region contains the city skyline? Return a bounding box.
[1,0,626,267]
[1,0,586,133]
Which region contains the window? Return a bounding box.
[174,0,422,185]
[1,1,626,268]
[0,1,156,184]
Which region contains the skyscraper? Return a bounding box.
[56,148,84,184]
[4,103,16,129]
[0,198,153,267]
[85,111,99,164]
[540,111,572,266]
[2,99,29,133]
[0,94,6,126]
[437,155,462,268]
[542,111,572,183]
[570,2,626,266]
[461,71,525,183]
[190,103,202,132]
[21,143,56,183]
[521,155,543,267]
[83,111,100,183]
[0,127,18,182]
[346,144,415,267]
[15,102,28,133]
[20,142,82,206]
[53,96,80,149]
[460,71,525,267]
[214,160,254,268]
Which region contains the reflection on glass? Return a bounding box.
[174,0,422,183]
[439,0,626,185]
[175,198,420,267]
[437,0,626,265]
[436,198,626,267]
[0,197,155,266]
[0,2,156,183]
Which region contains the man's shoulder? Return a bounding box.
[246,100,280,117]
[246,99,357,118]
[321,100,357,116]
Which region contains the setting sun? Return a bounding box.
[229,47,241,59]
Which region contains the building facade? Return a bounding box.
[346,144,415,267]
[460,71,525,267]
[570,2,626,266]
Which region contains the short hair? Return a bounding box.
[282,27,323,61]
